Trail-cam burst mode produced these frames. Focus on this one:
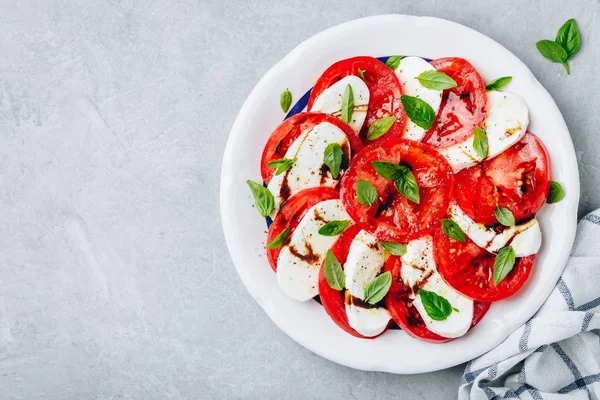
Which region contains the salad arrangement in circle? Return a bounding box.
[246,55,565,342]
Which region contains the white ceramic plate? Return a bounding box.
[220,15,579,374]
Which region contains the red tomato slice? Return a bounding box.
[454,132,551,225]
[433,224,535,302]
[423,57,487,148]
[339,138,453,242]
[383,255,490,342]
[307,56,405,145]
[266,187,339,271]
[260,113,363,184]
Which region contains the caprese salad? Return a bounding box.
[246,55,565,342]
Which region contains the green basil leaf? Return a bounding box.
[266,227,290,249]
[400,95,436,131]
[358,68,366,80]
[318,220,351,236]
[441,219,466,242]
[473,126,489,159]
[419,289,453,321]
[367,116,397,141]
[536,39,570,74]
[356,179,378,206]
[267,158,295,175]
[341,84,354,124]
[280,89,292,113]
[394,166,420,204]
[323,143,343,179]
[364,271,392,304]
[385,55,402,70]
[246,180,274,217]
[493,246,516,285]
[324,250,345,291]
[372,161,401,179]
[485,76,513,91]
[381,241,407,256]
[495,206,515,227]
[556,19,581,59]
[547,181,565,204]
[415,70,457,90]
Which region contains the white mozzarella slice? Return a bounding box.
[309,75,369,134]
[277,199,350,301]
[401,236,474,339]
[394,57,443,141]
[448,201,541,257]
[267,122,350,217]
[343,230,391,337]
[439,91,529,172]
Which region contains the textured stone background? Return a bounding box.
[0,1,598,399]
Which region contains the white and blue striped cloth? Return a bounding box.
[459,209,600,399]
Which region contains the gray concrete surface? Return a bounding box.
[0,1,598,399]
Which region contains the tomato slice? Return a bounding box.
[339,138,453,242]
[383,255,490,342]
[266,187,339,271]
[454,132,551,225]
[307,56,405,145]
[433,223,535,302]
[423,57,487,148]
[260,113,363,184]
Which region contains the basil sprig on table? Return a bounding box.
[323,143,343,179]
[381,241,407,256]
[420,290,453,321]
[441,219,466,242]
[367,116,396,141]
[495,206,516,227]
[324,250,345,291]
[485,76,512,91]
[318,220,351,236]
[364,271,392,304]
[536,18,581,74]
[385,55,402,70]
[473,126,489,159]
[372,161,420,204]
[400,95,436,131]
[280,89,292,113]
[266,228,290,249]
[246,180,274,217]
[547,181,565,204]
[416,70,457,90]
[267,158,295,175]
[493,246,516,285]
[341,84,354,124]
[356,179,378,206]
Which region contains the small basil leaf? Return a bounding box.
[385,56,402,70]
[441,219,466,242]
[280,89,292,113]
[318,220,351,236]
[419,289,453,321]
[266,227,290,249]
[400,95,436,131]
[547,181,565,204]
[536,40,570,74]
[246,180,274,217]
[493,246,516,285]
[358,68,366,80]
[363,271,392,304]
[495,206,515,227]
[367,116,397,141]
[323,143,343,179]
[485,76,512,91]
[356,179,378,206]
[372,161,401,180]
[394,166,420,204]
[341,84,354,124]
[381,241,407,256]
[473,126,489,159]
[267,158,295,175]
[556,19,581,59]
[415,70,457,90]
[324,250,345,291]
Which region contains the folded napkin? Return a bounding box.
[459,209,600,399]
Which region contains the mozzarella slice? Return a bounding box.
[394,57,443,141]
[439,91,529,172]
[343,230,391,337]
[309,75,369,134]
[400,236,474,339]
[277,199,350,301]
[267,122,350,217]
[448,201,541,257]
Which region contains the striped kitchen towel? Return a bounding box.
[459,209,600,399]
